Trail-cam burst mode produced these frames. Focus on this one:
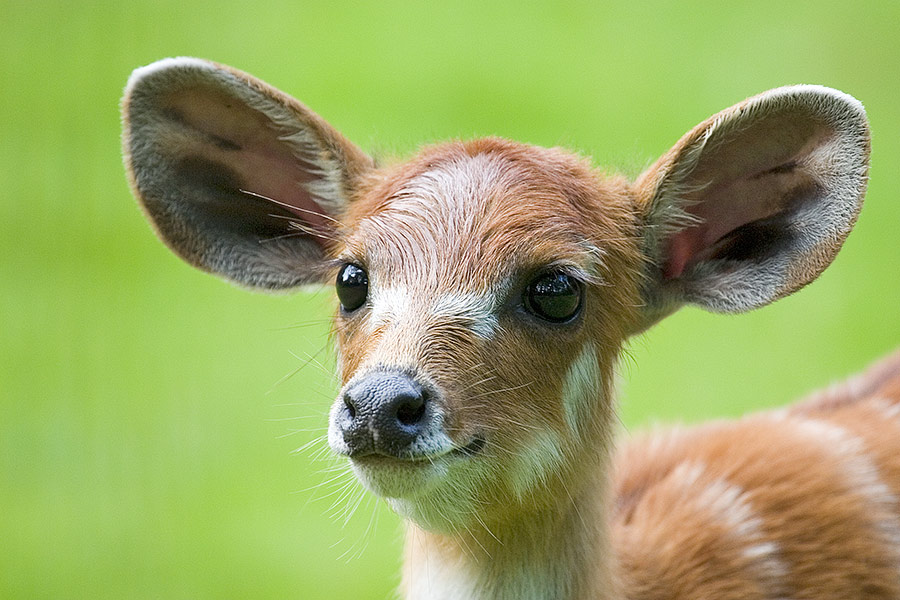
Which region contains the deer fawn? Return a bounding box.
[122,58,900,599]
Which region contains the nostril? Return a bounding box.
[395,393,426,426]
[343,394,357,419]
[341,371,431,455]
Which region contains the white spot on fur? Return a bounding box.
[364,152,516,270]
[405,540,479,600]
[776,416,900,568]
[432,291,498,339]
[368,285,412,330]
[405,522,571,600]
[869,397,900,421]
[353,458,449,502]
[400,153,509,226]
[369,285,498,338]
[561,342,600,437]
[509,429,565,501]
[126,57,211,89]
[670,462,790,594]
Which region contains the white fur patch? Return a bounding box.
[561,342,600,437]
[368,285,498,339]
[404,525,566,600]
[773,414,900,578]
[404,541,478,600]
[367,151,515,271]
[352,457,449,502]
[670,462,790,593]
[431,291,498,339]
[509,429,566,502]
[368,285,413,331]
[869,397,900,421]
[127,57,209,88]
[399,153,509,229]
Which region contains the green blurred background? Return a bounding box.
[2,1,899,598]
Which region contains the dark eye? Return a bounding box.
[524,272,583,323]
[336,264,368,312]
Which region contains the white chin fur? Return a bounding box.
[351,458,449,500]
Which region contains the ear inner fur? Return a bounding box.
[633,85,869,329]
[122,57,374,288]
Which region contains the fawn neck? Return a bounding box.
[402,440,620,600]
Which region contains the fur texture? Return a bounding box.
[121,58,885,600]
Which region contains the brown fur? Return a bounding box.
[122,59,885,600]
[337,140,640,526]
[614,389,900,598]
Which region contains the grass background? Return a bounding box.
[2,1,899,598]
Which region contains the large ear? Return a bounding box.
[122,57,374,289]
[633,85,869,331]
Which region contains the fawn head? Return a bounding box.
[122,58,869,533]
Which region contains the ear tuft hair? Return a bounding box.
[122,57,373,289]
[633,85,869,330]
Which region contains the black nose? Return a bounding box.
[337,371,429,456]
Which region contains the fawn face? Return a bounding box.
[122,58,868,534]
[326,142,642,530]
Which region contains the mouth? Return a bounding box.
[347,436,486,501]
[349,435,487,464]
[452,436,486,457]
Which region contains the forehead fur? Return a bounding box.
[343,138,640,293]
